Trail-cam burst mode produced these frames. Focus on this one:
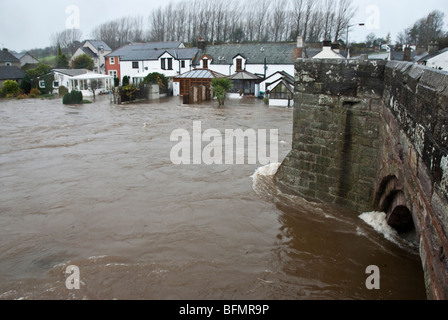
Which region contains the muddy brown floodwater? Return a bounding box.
[0,96,426,300]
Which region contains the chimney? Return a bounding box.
[296,36,304,58]
[428,41,439,54]
[331,41,340,53]
[403,47,412,61]
[322,39,332,48]
[297,36,304,49]
[197,37,206,51]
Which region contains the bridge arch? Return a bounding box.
[375,175,415,234]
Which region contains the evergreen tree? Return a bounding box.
[56,43,69,69]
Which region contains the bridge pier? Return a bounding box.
[275,59,448,299]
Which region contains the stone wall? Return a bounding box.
[275,59,386,212]
[275,58,448,299]
[379,61,448,299]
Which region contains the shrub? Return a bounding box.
[0,88,3,98]
[17,94,29,100]
[20,74,32,94]
[58,86,69,96]
[71,54,94,70]
[122,76,130,86]
[143,73,168,89]
[30,88,41,97]
[63,90,83,105]
[211,77,232,106]
[2,80,20,95]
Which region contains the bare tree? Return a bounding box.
[270,0,288,42]
[51,29,82,55]
[291,0,305,40]
[333,0,357,42]
[322,0,335,40]
[302,0,317,42]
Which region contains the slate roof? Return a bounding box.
[230,70,261,80]
[12,52,26,59]
[52,69,91,77]
[80,46,98,58]
[85,40,112,52]
[0,50,20,63]
[175,68,227,79]
[107,43,199,62]
[263,70,294,85]
[201,43,298,65]
[390,50,417,61]
[0,66,25,80]
[418,48,448,63]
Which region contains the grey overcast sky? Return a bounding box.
[0,0,447,52]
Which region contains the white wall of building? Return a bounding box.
[269,99,293,107]
[120,55,194,82]
[426,51,448,71]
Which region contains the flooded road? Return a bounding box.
[0,96,426,300]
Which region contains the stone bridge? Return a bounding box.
[275,59,448,299]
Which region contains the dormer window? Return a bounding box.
[236,58,243,72]
[5,62,12,66]
[202,58,208,69]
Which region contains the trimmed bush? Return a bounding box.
[3,80,20,95]
[63,90,83,105]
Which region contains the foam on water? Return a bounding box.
[359,211,419,253]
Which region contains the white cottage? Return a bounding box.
[105,42,199,86]
[68,73,114,97]
[52,69,91,90]
[197,42,300,79]
[71,40,112,74]
[260,71,295,107]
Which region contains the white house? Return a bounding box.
[418,47,448,71]
[196,42,299,79]
[52,68,92,90]
[105,42,199,86]
[68,73,114,97]
[12,52,39,67]
[260,71,295,107]
[259,70,294,95]
[71,40,112,74]
[52,68,113,97]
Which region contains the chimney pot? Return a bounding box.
[297,36,304,48]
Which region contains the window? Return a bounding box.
[270,84,292,100]
[110,57,115,65]
[5,62,12,66]
[39,80,46,88]
[167,58,173,70]
[132,62,139,69]
[53,81,59,88]
[236,58,243,72]
[202,59,208,69]
[109,70,117,78]
[161,58,166,70]
[181,60,185,68]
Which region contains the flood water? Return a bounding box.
[0,95,426,300]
